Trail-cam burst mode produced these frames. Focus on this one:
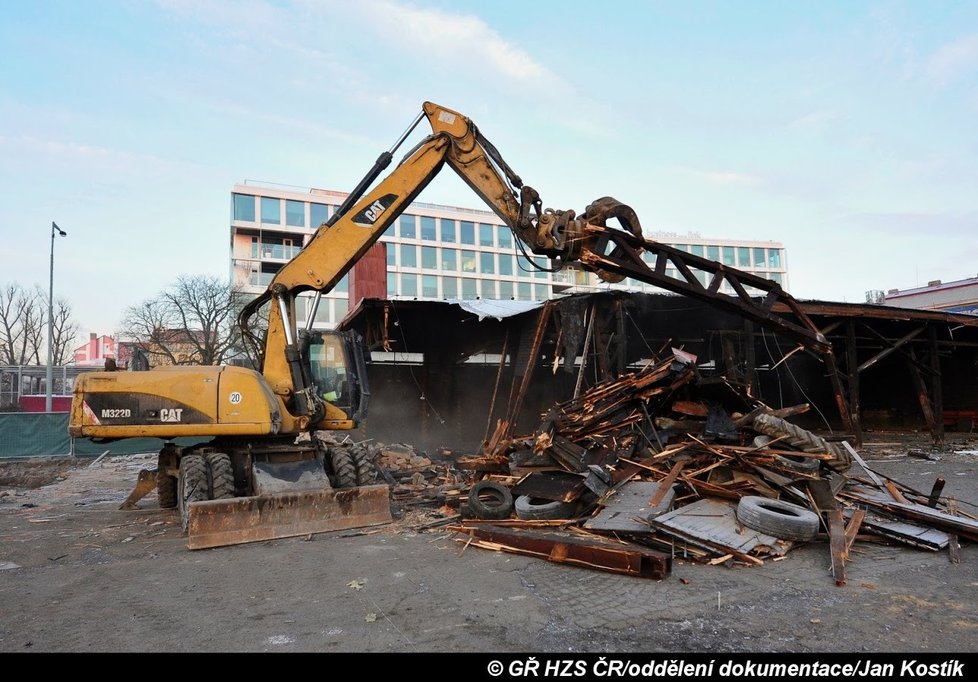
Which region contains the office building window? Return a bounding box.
[770,272,783,285]
[335,274,348,293]
[768,250,782,268]
[261,197,280,224]
[400,215,416,239]
[534,257,548,279]
[422,274,438,297]
[387,272,397,297]
[387,243,396,266]
[479,223,494,247]
[421,216,436,241]
[706,245,720,261]
[462,278,477,299]
[499,280,513,299]
[498,253,513,276]
[497,226,512,249]
[480,252,495,274]
[311,202,328,229]
[480,279,496,299]
[233,194,256,222]
[334,297,348,320]
[401,244,417,268]
[674,244,688,252]
[722,246,735,266]
[517,282,532,300]
[443,277,458,299]
[690,244,704,257]
[421,246,437,269]
[401,273,418,297]
[737,247,751,267]
[441,219,456,243]
[460,221,475,245]
[286,200,305,227]
[753,248,766,267]
[461,250,477,273]
[441,248,457,271]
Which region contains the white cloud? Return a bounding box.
[925,34,978,86]
[353,0,557,88]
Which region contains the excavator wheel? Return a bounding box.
[178,454,209,532]
[206,452,235,500]
[157,472,178,509]
[330,447,357,489]
[352,445,378,486]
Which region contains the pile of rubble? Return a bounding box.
[384,350,976,584]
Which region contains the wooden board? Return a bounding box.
[584,481,676,532]
[848,509,949,551]
[650,497,790,561]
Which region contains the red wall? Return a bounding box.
[349,242,388,311]
[19,396,73,413]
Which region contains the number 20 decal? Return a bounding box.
[229,391,242,404]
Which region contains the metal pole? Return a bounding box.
[46,222,66,412]
[46,225,55,412]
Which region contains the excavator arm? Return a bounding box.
[240,102,582,433]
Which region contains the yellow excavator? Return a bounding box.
[69,102,639,549]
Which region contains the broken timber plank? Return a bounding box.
[845,490,977,541]
[843,508,866,558]
[584,481,676,533]
[848,510,949,551]
[650,459,686,507]
[841,441,886,489]
[827,508,847,587]
[650,498,789,564]
[454,525,670,579]
[947,499,961,565]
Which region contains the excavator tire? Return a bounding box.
[157,472,178,509]
[178,454,209,532]
[330,448,357,489]
[352,445,378,486]
[206,452,235,500]
[752,413,851,471]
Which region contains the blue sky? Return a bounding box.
[2,0,977,336]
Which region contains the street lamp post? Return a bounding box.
[46,221,67,412]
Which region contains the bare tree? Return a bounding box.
[0,283,43,365]
[51,299,80,365]
[118,275,243,366]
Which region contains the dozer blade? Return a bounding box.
[186,484,392,550]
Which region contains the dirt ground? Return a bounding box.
[1,432,977,654]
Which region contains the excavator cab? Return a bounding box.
[301,329,369,426]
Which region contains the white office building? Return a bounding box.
[231,183,790,329]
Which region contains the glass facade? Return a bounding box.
[232,185,790,329]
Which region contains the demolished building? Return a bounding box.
[340,291,978,452]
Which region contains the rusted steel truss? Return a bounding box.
[577,225,853,433]
[578,225,831,353]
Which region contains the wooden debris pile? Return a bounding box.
[448,349,975,584]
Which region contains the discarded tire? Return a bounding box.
[514,495,577,521]
[752,413,850,471]
[774,453,820,473]
[468,481,514,520]
[157,472,178,509]
[736,495,820,542]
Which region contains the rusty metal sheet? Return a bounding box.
[457,525,670,579]
[584,481,675,533]
[186,484,392,550]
